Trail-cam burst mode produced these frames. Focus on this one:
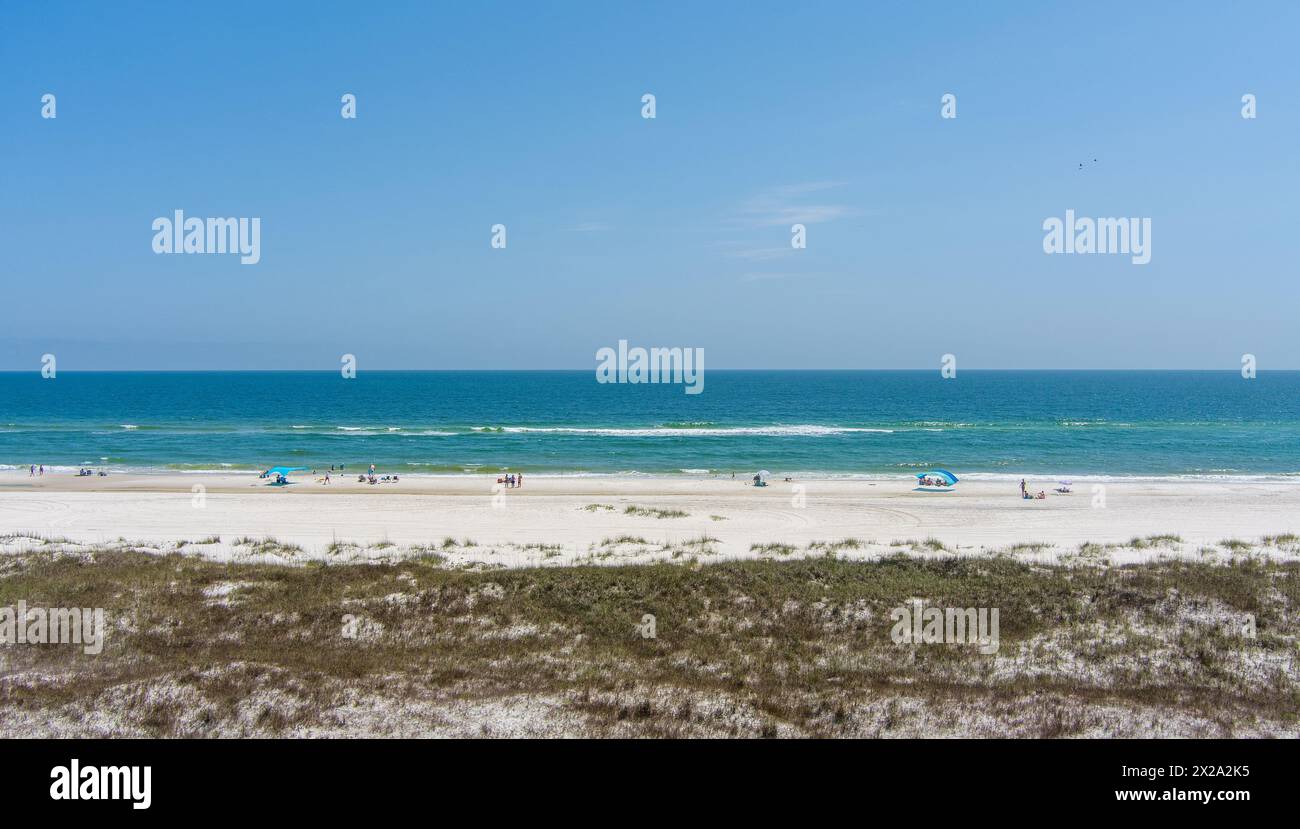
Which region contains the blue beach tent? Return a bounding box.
[914,469,959,492]
[264,466,309,485]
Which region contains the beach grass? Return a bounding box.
[1128,534,1183,549]
[806,538,868,555]
[601,535,650,546]
[623,505,689,519]
[750,542,797,556]
[0,548,1295,738]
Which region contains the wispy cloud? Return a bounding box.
[729,181,856,228]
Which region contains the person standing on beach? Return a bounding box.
[517,472,522,488]
[1019,478,1026,498]
[38,465,44,476]
[29,465,34,477]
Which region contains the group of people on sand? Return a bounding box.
[312,463,398,485]
[357,464,398,485]
[919,475,952,488]
[1019,479,1047,500]
[26,464,105,478]
[497,472,523,488]
[358,474,399,484]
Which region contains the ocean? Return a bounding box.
[1,370,1297,479]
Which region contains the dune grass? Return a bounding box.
[624,505,689,519]
[1,546,1296,737]
[0,548,1294,738]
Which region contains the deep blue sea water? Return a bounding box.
[1,371,1298,478]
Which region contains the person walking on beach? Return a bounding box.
[517,472,522,488]
[1019,478,1027,498]
[38,465,44,477]
[29,465,34,477]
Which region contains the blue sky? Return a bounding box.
[1,1,1296,369]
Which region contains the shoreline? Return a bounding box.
[4,467,1300,483]
[2,471,1298,567]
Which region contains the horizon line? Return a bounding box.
[0,368,1292,374]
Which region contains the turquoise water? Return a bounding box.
[1,371,1297,478]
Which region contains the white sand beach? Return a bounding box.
[2,471,1297,566]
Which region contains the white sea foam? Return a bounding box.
[477,425,893,437]
[324,427,456,437]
